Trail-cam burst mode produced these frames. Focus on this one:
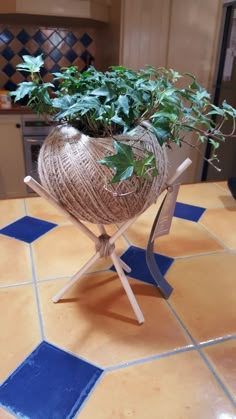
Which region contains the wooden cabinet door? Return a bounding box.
[0,115,27,198]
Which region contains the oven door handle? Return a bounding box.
[24,138,45,143]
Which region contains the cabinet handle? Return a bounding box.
[16,123,21,128]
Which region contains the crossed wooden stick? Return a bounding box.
[25,158,191,324]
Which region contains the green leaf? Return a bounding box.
[110,166,134,183]
[113,140,133,161]
[111,115,127,127]
[117,95,129,115]
[10,82,36,101]
[99,141,134,183]
[16,54,44,73]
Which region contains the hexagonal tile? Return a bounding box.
[166,252,236,343]
[203,340,236,399]
[177,182,236,209]
[125,214,223,257]
[25,197,69,225]
[0,235,32,286]
[78,350,236,419]
[32,224,128,280]
[200,207,236,249]
[0,199,25,229]
[38,272,191,367]
[0,284,41,381]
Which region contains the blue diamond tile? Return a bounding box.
[174,202,206,222]
[33,30,47,45]
[2,63,15,77]
[4,80,17,91]
[40,66,48,77]
[49,32,62,47]
[65,49,77,62]
[80,50,94,65]
[35,47,44,57]
[0,342,103,419]
[16,29,30,45]
[0,29,14,44]
[50,47,63,63]
[110,246,174,286]
[64,32,77,47]
[50,63,61,74]
[2,46,14,60]
[0,216,57,243]
[80,33,93,47]
[18,47,30,58]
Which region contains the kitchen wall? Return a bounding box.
[0,15,111,91]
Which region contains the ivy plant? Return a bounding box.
[10,55,236,183]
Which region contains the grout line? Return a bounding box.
[199,221,235,252]
[37,267,113,284]
[24,199,45,340]
[29,244,45,340]
[0,281,34,289]
[165,300,236,407]
[165,249,227,261]
[73,371,106,418]
[197,350,236,407]
[165,300,197,344]
[105,345,195,372]
[199,334,236,348]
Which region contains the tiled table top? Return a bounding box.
[0,181,235,418]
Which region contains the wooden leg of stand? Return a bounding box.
[52,252,100,303]
[119,258,132,273]
[111,251,144,324]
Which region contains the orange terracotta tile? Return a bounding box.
[38,272,190,367]
[32,224,128,280]
[25,197,69,225]
[0,199,25,229]
[214,181,229,191]
[0,408,15,418]
[166,253,236,342]
[200,207,236,249]
[125,214,223,257]
[177,182,236,209]
[203,340,236,399]
[79,351,236,419]
[0,285,41,382]
[0,235,32,286]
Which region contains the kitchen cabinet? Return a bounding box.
[0,0,109,22]
[0,115,27,199]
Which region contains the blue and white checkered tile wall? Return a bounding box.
[0,25,95,91]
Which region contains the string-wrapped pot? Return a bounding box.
[38,125,168,224]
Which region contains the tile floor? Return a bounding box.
[0,181,236,418]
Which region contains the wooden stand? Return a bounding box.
[24,158,191,325]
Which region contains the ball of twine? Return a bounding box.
[38,125,168,224]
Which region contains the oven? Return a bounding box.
[22,115,54,193]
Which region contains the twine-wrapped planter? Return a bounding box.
[38,125,168,224]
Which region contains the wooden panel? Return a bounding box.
[120,0,170,69]
[166,0,222,182]
[167,0,222,89]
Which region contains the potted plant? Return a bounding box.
[11,55,236,224]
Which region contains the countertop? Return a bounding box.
[0,106,33,115]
